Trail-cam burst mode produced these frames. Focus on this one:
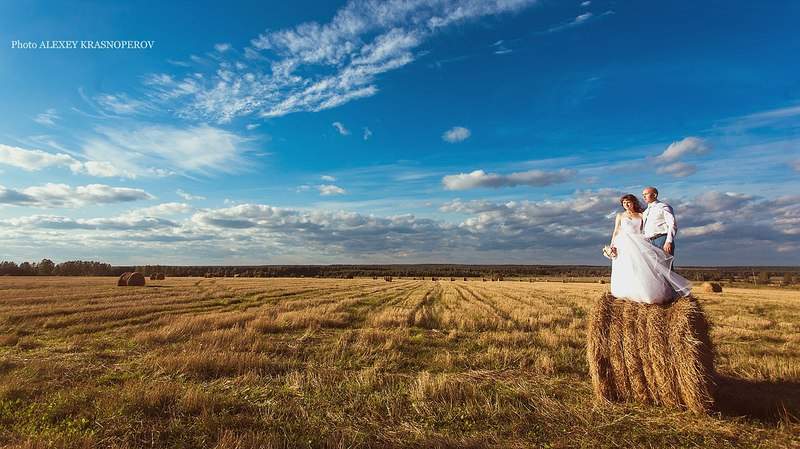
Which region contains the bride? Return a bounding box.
[609,194,691,304]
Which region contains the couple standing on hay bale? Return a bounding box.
[606,186,692,304]
[590,187,714,414]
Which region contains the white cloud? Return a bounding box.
[318,184,346,196]
[125,202,193,218]
[177,189,206,201]
[363,127,372,140]
[3,189,798,264]
[547,12,594,32]
[245,123,261,130]
[214,43,232,53]
[442,126,471,143]
[81,160,134,178]
[656,162,697,178]
[0,183,154,208]
[0,144,79,171]
[94,93,151,115]
[442,168,575,190]
[656,137,711,162]
[81,124,248,176]
[681,222,727,237]
[135,0,538,123]
[581,1,591,6]
[320,175,336,182]
[332,121,350,135]
[34,109,59,126]
[0,143,144,179]
[0,214,177,231]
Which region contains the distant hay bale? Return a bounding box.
[586,292,715,413]
[384,276,393,282]
[701,282,722,293]
[118,272,131,286]
[598,279,606,284]
[118,271,145,287]
[157,273,165,280]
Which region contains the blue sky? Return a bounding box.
[1,0,799,265]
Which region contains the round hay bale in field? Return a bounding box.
[586,292,715,413]
[157,273,165,280]
[701,282,722,293]
[126,272,146,286]
[118,272,132,286]
[598,279,606,284]
[118,271,145,287]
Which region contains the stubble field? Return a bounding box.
[0,277,798,448]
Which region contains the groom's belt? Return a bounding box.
[647,233,667,241]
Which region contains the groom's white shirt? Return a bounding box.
[643,200,677,244]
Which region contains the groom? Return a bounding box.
[642,186,677,264]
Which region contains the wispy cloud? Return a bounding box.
[33,109,59,126]
[214,43,232,53]
[0,183,154,208]
[176,189,206,201]
[442,126,471,143]
[94,93,152,115]
[363,127,372,140]
[133,0,538,123]
[320,175,336,182]
[656,161,697,178]
[545,10,614,33]
[442,168,575,190]
[332,121,350,135]
[318,184,346,196]
[80,124,249,177]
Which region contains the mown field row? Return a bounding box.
[0,277,798,448]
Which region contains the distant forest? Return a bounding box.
[0,259,798,283]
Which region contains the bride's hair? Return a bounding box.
[619,194,643,213]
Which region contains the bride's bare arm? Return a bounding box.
[611,214,621,244]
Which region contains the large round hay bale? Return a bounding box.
[126,272,146,286]
[586,292,715,413]
[118,272,132,286]
[701,282,722,293]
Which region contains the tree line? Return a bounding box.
[0,260,114,276]
[1,260,797,283]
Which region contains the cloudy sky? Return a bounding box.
[1,0,799,265]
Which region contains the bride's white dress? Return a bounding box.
[610,215,692,304]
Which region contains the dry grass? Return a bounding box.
[0,276,797,448]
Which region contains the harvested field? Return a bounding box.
[0,277,797,448]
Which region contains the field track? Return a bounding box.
[1,277,798,448]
